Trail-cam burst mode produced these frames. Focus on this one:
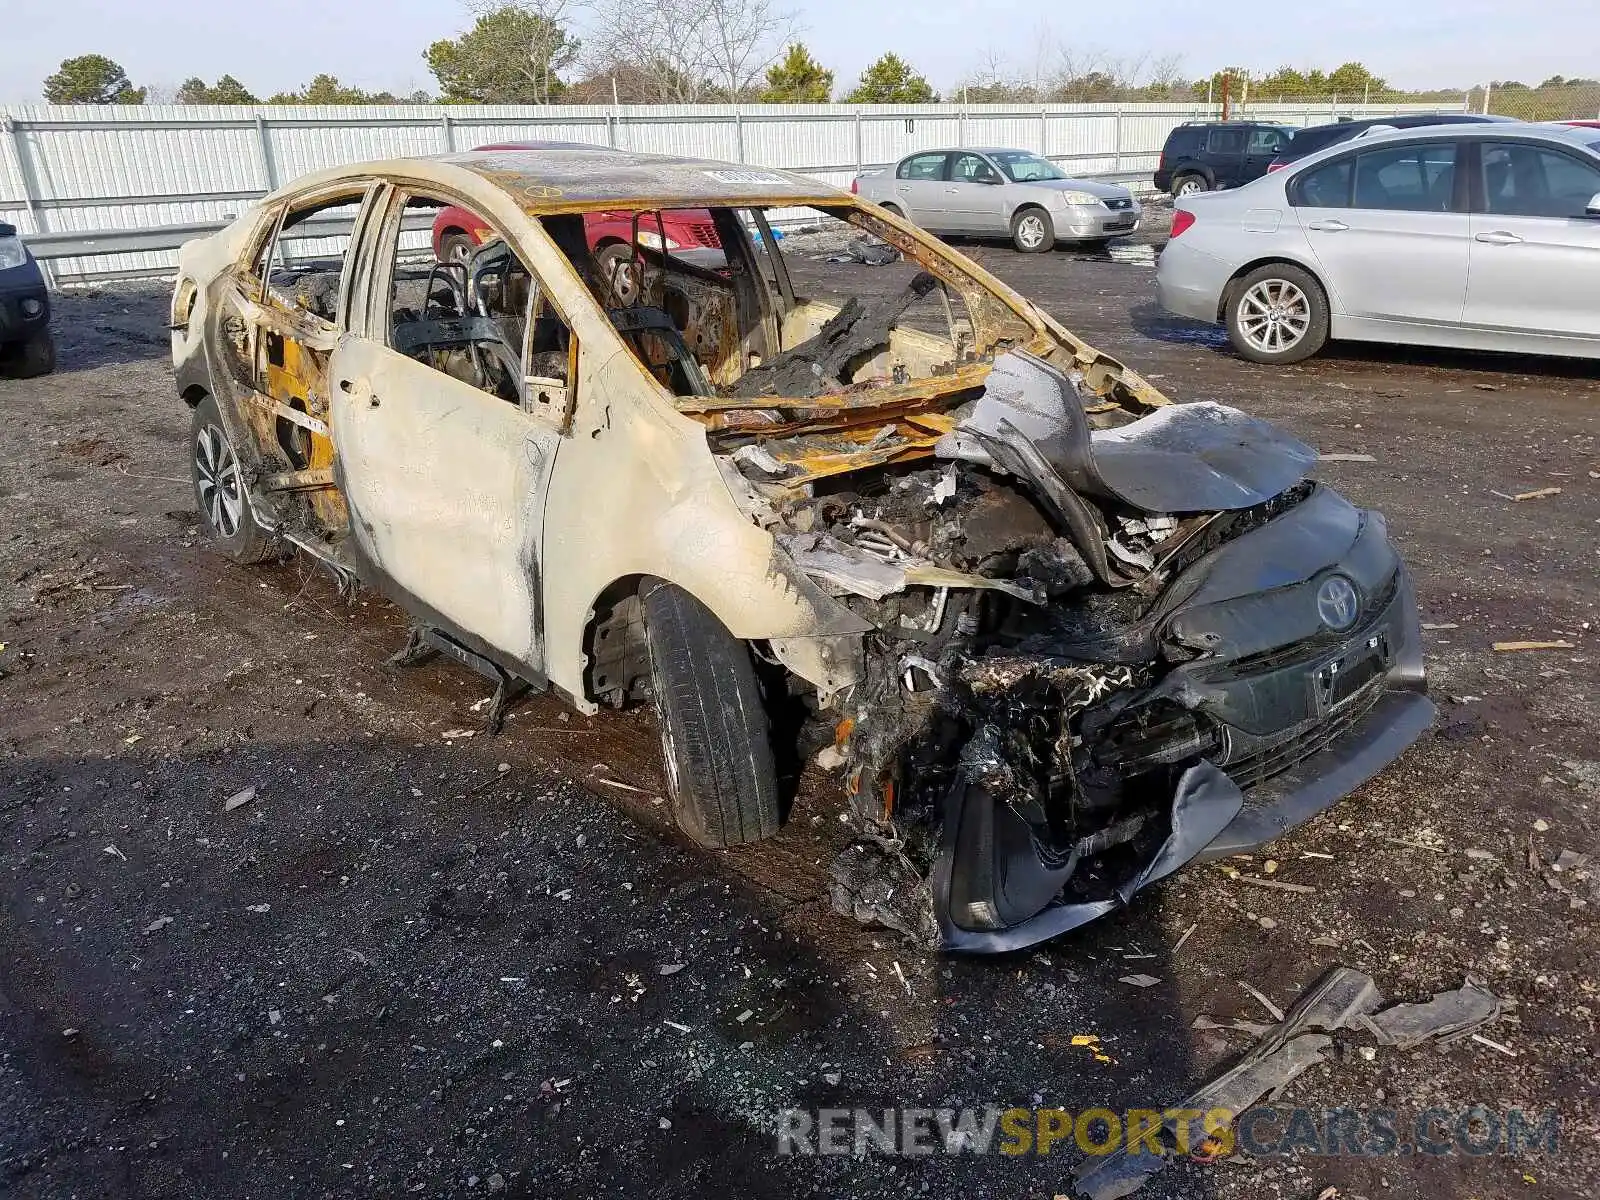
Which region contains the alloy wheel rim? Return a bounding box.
[195,423,243,538]
[1238,279,1311,354]
[1018,216,1045,248]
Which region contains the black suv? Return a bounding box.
[0,222,53,378]
[1264,113,1513,172]
[1154,122,1294,196]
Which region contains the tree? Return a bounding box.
[267,75,423,104]
[699,0,800,99]
[582,0,797,102]
[175,75,258,104]
[425,2,578,104]
[843,54,937,104]
[43,54,146,104]
[760,43,832,102]
[1327,61,1387,95]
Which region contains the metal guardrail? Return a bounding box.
[22,169,1156,285]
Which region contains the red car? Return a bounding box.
[430,141,720,277]
[1563,120,1600,129]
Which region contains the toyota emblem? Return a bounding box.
[1316,575,1360,632]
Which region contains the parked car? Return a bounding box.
[1265,113,1514,173]
[0,221,54,378]
[171,146,1431,951]
[1563,119,1600,129]
[430,140,721,292]
[1154,122,1295,196]
[853,148,1140,252]
[1157,122,1600,364]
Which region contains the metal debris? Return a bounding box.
[1119,974,1161,988]
[223,785,257,811]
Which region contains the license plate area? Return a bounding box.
[1313,632,1390,713]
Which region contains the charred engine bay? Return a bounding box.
[726,351,1327,946]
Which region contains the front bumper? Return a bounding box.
[1058,203,1142,240]
[0,263,50,346]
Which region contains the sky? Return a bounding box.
[1,0,1593,104]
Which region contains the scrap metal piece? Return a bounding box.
[1361,977,1502,1050]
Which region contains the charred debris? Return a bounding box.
[713,335,1321,947]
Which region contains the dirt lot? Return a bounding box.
[2,212,1597,1200]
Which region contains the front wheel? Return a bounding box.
[1226,263,1330,364]
[596,243,641,304]
[191,395,275,564]
[1172,174,1207,198]
[643,582,780,848]
[1010,207,1054,253]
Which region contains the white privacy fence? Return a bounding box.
[1,99,1465,282]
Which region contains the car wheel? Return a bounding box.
[1010,207,1054,253]
[1,329,55,378]
[439,231,475,265]
[880,203,903,219]
[1226,263,1330,364]
[191,395,275,564]
[643,581,780,848]
[596,243,641,304]
[1173,174,1207,198]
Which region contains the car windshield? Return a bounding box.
[991,152,1069,183]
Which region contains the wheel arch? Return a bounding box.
[1218,254,1331,323]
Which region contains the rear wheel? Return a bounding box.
[191,395,275,564]
[1010,207,1054,253]
[1172,173,1207,198]
[879,202,903,219]
[643,582,780,848]
[1226,263,1330,364]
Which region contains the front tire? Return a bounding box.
[1010,207,1054,253]
[190,395,274,564]
[1,329,54,378]
[439,230,475,266]
[1225,263,1330,364]
[643,582,780,848]
[596,243,641,304]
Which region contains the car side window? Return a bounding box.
[1351,142,1458,212]
[1248,129,1286,154]
[1293,158,1354,207]
[1208,128,1247,155]
[384,192,574,417]
[1481,142,1600,218]
[897,153,948,181]
[245,192,368,324]
[949,153,999,184]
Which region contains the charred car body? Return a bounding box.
[170,148,1434,952]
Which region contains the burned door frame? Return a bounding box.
[324,180,575,686]
[217,181,381,551]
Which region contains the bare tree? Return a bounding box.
[700,0,800,99]
[582,0,797,102]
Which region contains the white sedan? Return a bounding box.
[1157,121,1600,363]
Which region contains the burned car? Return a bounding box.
[170,148,1435,952]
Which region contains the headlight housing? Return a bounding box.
[1056,190,1102,206]
[0,234,27,271]
[635,230,681,251]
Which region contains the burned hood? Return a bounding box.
[936,351,1318,513]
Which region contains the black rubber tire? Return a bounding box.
[879,202,903,219]
[1225,262,1330,365]
[1009,206,1055,253]
[439,230,475,265]
[190,394,275,565]
[2,329,55,378]
[643,582,780,848]
[1172,173,1208,198]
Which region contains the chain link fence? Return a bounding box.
[1473,83,1600,123]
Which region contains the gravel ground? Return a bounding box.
[2,217,1597,1199]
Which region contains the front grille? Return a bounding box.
[684,221,720,247]
[1226,571,1401,677]
[1224,679,1386,791]
[1104,197,1135,211]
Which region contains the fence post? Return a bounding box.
[1113,107,1123,173]
[734,110,745,162]
[1038,106,1048,156]
[957,104,965,146]
[439,112,455,153]
[2,115,54,287]
[253,114,278,192]
[853,110,863,174]
[606,110,618,149]
[1482,83,1492,116]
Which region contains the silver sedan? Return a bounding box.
[854,148,1140,252]
[1157,122,1600,363]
